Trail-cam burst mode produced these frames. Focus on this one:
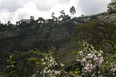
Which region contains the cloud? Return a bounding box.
[11,0,75,23]
[11,1,47,23]
[0,9,13,23]
[0,0,111,24]
[0,0,26,12]
[33,0,61,11]
[77,0,111,15]
[48,0,82,17]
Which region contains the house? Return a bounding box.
[16,19,30,25]
[20,19,31,24]
[16,16,34,25]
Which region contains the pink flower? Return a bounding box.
[98,75,103,77]
[47,69,51,73]
[84,66,89,70]
[93,55,98,61]
[99,57,104,66]
[54,71,60,75]
[86,54,93,58]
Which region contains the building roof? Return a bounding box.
[19,19,31,22]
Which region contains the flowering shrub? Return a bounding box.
[7,44,116,77]
[39,53,62,77]
[76,42,116,77]
[30,47,64,77]
[31,43,116,77]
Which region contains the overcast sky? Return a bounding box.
[0,0,111,24]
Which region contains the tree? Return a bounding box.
[51,12,55,19]
[107,0,116,13]
[36,17,45,24]
[51,12,58,22]
[7,21,12,25]
[60,10,65,16]
[59,10,66,21]
[58,10,71,21]
[70,6,76,15]
[74,19,116,53]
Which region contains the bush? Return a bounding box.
[6,52,35,77]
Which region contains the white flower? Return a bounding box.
[60,63,64,67]
[11,65,14,67]
[45,67,48,70]
[86,63,90,67]
[82,58,86,62]
[86,53,94,59]
[54,71,61,75]
[47,69,51,74]
[99,57,104,66]
[41,58,44,61]
[43,62,46,65]
[111,67,116,72]
[45,56,48,60]
[31,74,36,77]
[98,75,103,77]
[93,55,98,61]
[48,64,52,67]
[84,66,89,71]
[50,59,52,62]
[89,64,93,69]
[100,50,103,54]
[43,69,47,74]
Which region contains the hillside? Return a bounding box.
[0,12,116,72]
[0,17,78,71]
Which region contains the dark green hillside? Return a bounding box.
[0,12,116,73]
[0,1,116,76]
[0,17,80,71]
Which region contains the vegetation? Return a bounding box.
[0,23,16,31]
[70,6,76,15]
[0,10,77,73]
[107,0,116,13]
[6,52,35,77]
[6,43,116,77]
[74,19,116,53]
[0,1,116,76]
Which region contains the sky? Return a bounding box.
[0,0,111,24]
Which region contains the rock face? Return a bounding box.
[98,12,116,22]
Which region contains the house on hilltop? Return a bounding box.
[16,16,34,25]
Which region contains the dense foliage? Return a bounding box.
[74,19,116,53]
[0,1,116,76]
[0,23,16,31]
[2,15,116,77]
[6,52,35,77]
[107,0,116,13]
[6,43,116,77]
